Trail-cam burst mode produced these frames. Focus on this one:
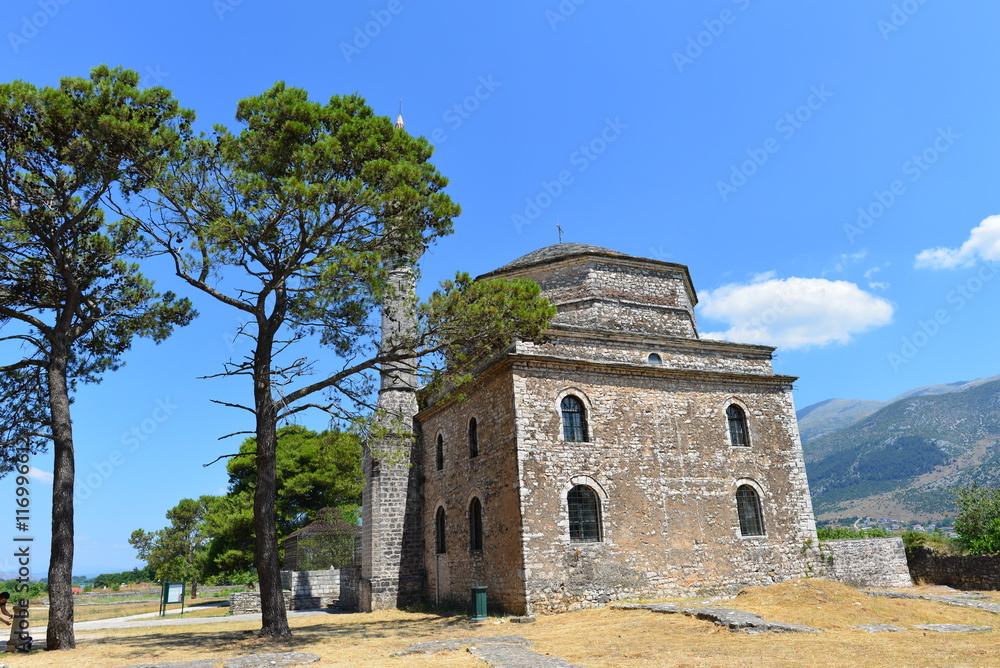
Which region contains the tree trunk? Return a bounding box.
[46,348,75,650]
[252,322,291,637]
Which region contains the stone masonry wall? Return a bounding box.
[280,569,341,608]
[418,367,528,614]
[906,548,1000,590]
[517,331,776,376]
[229,590,293,614]
[513,361,818,614]
[820,538,912,588]
[514,259,698,338]
[338,565,362,611]
[360,388,424,611]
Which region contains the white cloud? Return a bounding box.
[29,467,53,485]
[699,276,894,349]
[915,215,1000,269]
[868,281,890,291]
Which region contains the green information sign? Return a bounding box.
[160,581,186,617]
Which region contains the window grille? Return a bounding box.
[568,485,601,542]
[561,396,588,442]
[727,404,749,447]
[736,485,765,536]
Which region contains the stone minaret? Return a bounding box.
[359,110,425,611]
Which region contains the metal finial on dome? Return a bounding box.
[395,99,404,129]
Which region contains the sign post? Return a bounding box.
[159,581,185,617]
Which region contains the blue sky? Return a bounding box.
[2,1,999,576]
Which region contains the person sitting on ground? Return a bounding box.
[0,592,13,626]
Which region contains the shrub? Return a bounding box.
[816,526,891,540]
[953,485,1000,554]
[901,529,957,556]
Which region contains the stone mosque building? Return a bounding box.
[354,243,827,615]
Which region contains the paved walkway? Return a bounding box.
[0,603,344,649]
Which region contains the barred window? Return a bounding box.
[727,404,749,447]
[469,497,483,551]
[568,485,601,542]
[468,418,479,458]
[736,485,765,537]
[436,434,444,471]
[561,396,588,442]
[435,507,447,553]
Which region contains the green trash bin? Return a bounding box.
[470,586,488,621]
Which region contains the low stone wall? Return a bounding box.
[229,591,294,615]
[906,548,1000,590]
[280,569,341,608]
[820,537,913,588]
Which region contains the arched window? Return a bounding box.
[436,434,444,471]
[568,485,601,542]
[736,485,765,536]
[647,353,662,365]
[469,497,483,550]
[468,418,479,458]
[727,404,749,447]
[435,507,447,553]
[561,395,588,442]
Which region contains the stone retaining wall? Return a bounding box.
[820,537,912,588]
[229,591,294,615]
[280,568,341,608]
[906,548,1000,590]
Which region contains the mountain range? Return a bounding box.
[797,375,1000,522]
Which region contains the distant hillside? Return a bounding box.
[796,374,1000,445]
[796,398,887,443]
[802,378,1000,522]
[889,375,1000,402]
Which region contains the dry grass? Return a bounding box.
[9,580,1000,668]
[21,598,229,626]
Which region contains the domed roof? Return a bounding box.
[479,243,637,278]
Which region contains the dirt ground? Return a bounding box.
[9,580,1000,668]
